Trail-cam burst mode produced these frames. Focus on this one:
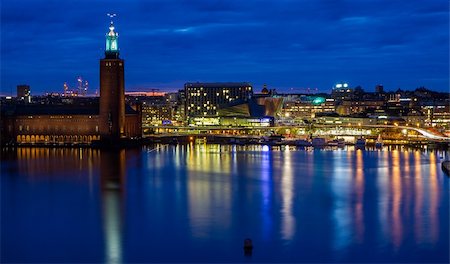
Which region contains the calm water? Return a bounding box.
[1,145,449,263]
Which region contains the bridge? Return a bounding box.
[363,125,449,141]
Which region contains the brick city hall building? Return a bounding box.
[1,20,141,145]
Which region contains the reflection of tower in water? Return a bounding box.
[100,150,126,264]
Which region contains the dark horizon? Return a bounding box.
[1,0,449,95]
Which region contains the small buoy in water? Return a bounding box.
[243,238,253,256]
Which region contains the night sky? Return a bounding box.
[1,0,449,95]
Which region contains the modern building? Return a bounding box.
[280,95,335,122]
[184,82,253,117]
[1,20,141,145]
[140,95,173,128]
[335,99,384,115]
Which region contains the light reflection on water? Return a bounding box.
[1,145,448,263]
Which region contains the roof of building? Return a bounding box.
[217,98,266,118]
[185,82,252,88]
[1,103,138,116]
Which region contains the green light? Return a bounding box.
[106,22,119,52]
[312,97,325,105]
[106,37,118,52]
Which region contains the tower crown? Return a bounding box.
[105,15,119,59]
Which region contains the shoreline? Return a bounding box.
[1,137,449,150]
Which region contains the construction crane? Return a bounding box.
[150,88,160,96]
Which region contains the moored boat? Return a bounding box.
[328,138,345,148]
[312,137,327,148]
[355,137,366,148]
[295,139,311,147]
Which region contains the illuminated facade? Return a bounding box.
[185,82,253,117]
[423,103,450,129]
[281,96,335,121]
[142,104,172,126]
[336,100,384,115]
[100,20,126,139]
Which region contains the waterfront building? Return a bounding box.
[422,100,450,131]
[0,20,141,145]
[99,20,127,140]
[184,82,253,117]
[335,99,384,115]
[280,95,335,123]
[142,102,172,126]
[313,113,375,126]
[188,116,273,127]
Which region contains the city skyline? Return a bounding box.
[1,0,449,95]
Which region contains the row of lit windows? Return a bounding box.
[104,62,123,67]
[186,87,251,91]
[187,106,217,110]
[283,106,335,110]
[187,92,248,98]
[19,125,99,132]
[16,135,100,144]
[20,115,96,119]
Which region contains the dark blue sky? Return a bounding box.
[1,0,449,95]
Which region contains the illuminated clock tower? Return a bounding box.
[99,18,125,140]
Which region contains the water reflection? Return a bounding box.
[427,152,438,244]
[354,149,364,243]
[280,150,295,241]
[15,147,99,180]
[390,150,403,248]
[1,146,448,263]
[100,150,125,264]
[414,150,424,243]
[331,150,353,251]
[185,144,232,239]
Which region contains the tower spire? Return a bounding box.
[105,13,119,59]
